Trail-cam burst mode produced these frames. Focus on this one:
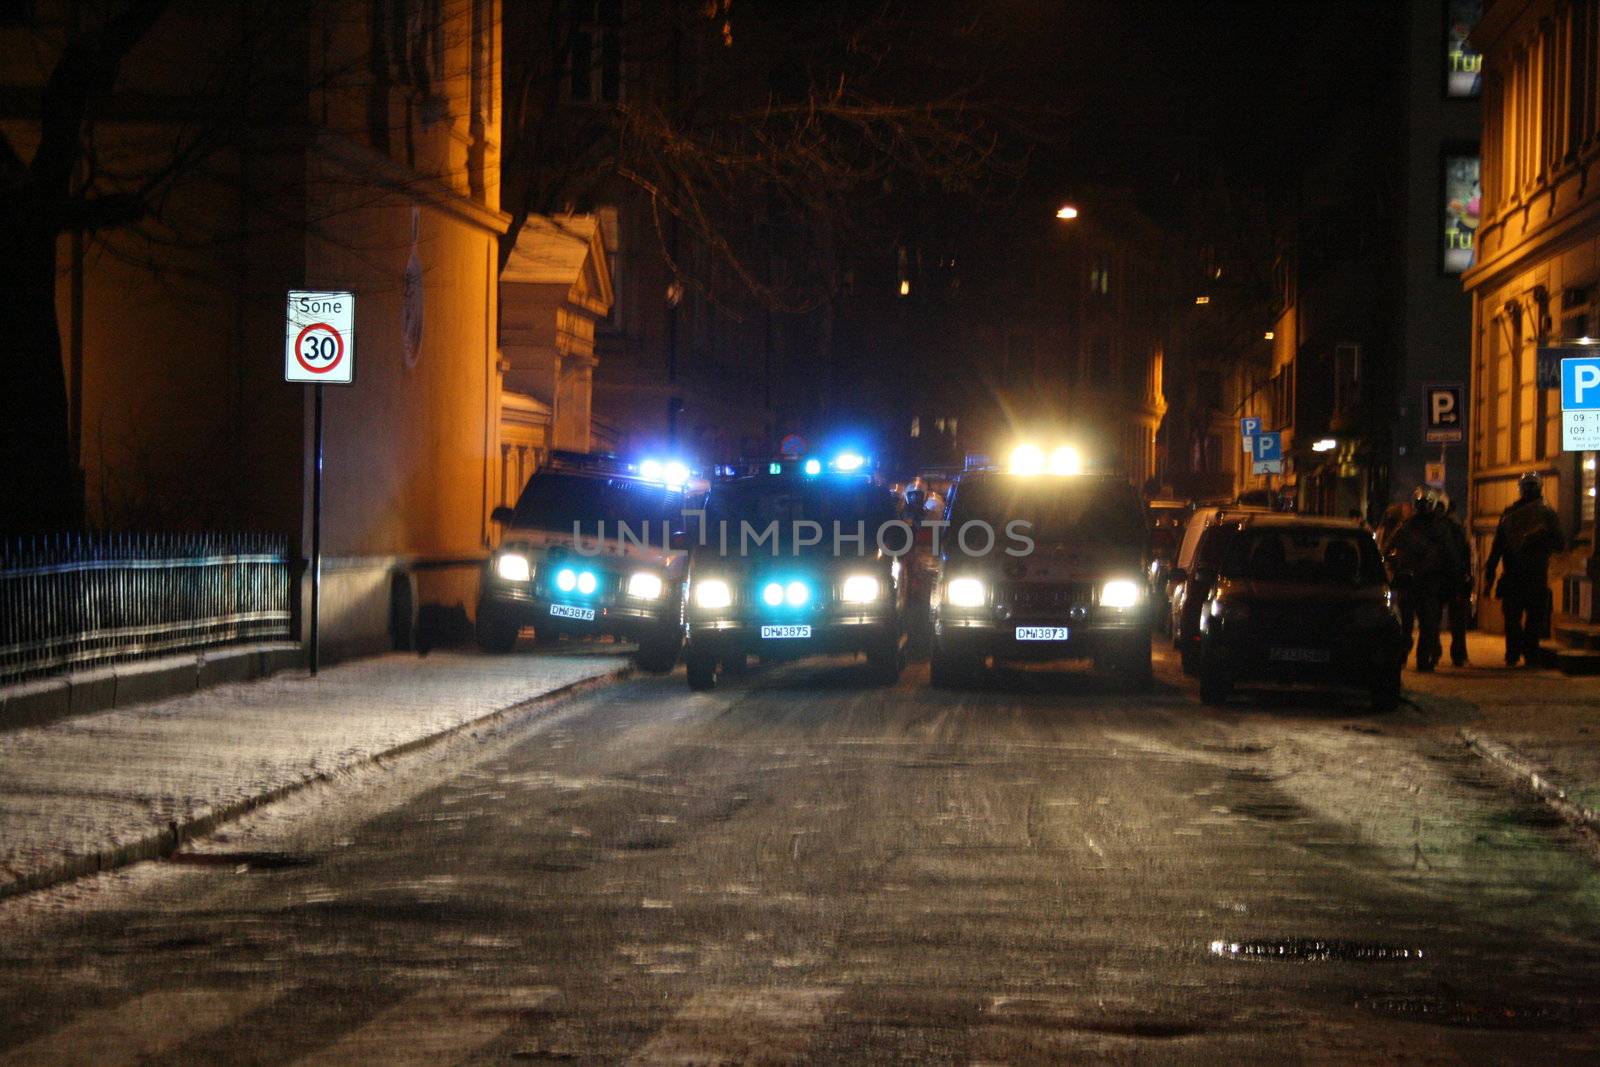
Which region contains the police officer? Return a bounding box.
[1390,487,1464,672]
[1484,470,1564,667]
[1438,493,1474,667]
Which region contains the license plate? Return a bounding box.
[760,625,812,639]
[1015,626,1069,641]
[1268,647,1330,663]
[550,604,595,621]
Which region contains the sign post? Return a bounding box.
[285,291,356,675]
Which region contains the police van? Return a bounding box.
[478,451,690,671]
[929,445,1153,689]
[681,453,905,691]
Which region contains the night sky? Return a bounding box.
[991,0,1401,224]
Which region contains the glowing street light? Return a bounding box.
[1055,204,1080,220]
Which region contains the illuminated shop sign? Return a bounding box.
[1442,155,1479,274]
[1446,0,1483,98]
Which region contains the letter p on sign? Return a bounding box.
[1561,357,1600,411]
[1431,390,1455,424]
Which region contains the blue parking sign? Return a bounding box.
[1561,356,1600,411]
[1253,431,1281,461]
[1241,416,1261,438]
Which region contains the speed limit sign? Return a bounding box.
[285,290,355,385]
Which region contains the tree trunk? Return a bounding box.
[0,221,81,532]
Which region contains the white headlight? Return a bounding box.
[762,582,785,606]
[1101,579,1140,608]
[785,580,809,606]
[694,578,732,609]
[495,553,531,582]
[576,571,598,595]
[1009,444,1045,476]
[841,574,880,603]
[1048,446,1082,475]
[945,577,986,607]
[628,572,664,599]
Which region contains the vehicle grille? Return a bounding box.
[1000,582,1093,613]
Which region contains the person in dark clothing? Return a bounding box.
[1483,470,1565,667]
[1390,487,1465,672]
[1438,493,1474,667]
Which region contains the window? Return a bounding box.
[1333,343,1360,421]
[567,0,622,104]
[1445,0,1484,98]
[1088,257,1111,295]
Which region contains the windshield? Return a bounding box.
[701,477,897,554]
[511,471,682,533]
[1219,526,1387,586]
[947,475,1145,545]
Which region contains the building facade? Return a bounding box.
[862,191,1169,487]
[1464,0,1600,627]
[3,1,509,658]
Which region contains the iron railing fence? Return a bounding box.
[0,533,293,685]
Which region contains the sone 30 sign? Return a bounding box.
[285,291,356,385]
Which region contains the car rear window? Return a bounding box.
[512,472,682,533]
[1219,526,1387,586]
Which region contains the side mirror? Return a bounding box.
[490,505,515,526]
[669,528,690,550]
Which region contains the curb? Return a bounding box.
[1,643,305,733]
[0,664,632,902]
[1459,728,1600,836]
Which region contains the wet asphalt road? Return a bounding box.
[3,650,1600,1064]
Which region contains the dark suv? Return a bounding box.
[929,470,1152,688]
[681,466,905,691]
[1194,514,1406,709]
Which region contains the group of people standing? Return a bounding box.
[1378,471,1564,670]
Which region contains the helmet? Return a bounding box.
[1412,486,1438,515]
[1518,470,1543,498]
[1437,491,1453,514]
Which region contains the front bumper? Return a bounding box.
[481,583,676,639]
[686,607,897,658]
[933,608,1149,661]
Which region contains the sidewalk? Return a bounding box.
[1402,630,1600,824]
[0,649,629,900]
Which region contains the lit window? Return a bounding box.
[910,417,921,438]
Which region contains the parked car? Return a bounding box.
[1167,505,1268,674]
[478,451,689,671]
[1145,498,1193,624]
[1193,513,1406,710]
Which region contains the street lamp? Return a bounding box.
[1055,204,1080,220]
